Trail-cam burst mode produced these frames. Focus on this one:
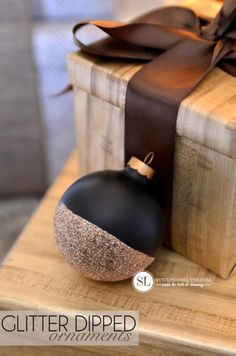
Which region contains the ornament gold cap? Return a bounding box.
[127,152,155,180]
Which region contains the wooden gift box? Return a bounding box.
[67,0,236,279]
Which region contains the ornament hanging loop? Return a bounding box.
[128,152,156,179]
[144,152,154,166]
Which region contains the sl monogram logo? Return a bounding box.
[132,271,154,293]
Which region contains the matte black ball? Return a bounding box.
[54,158,164,281]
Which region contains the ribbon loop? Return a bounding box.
[201,0,236,41]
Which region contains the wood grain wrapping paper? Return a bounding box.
[67,0,236,278]
[0,0,46,195]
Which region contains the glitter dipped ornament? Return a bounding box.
[54,153,164,281]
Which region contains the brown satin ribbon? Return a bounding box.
[73,1,236,245]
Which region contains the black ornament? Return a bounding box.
[54,153,164,281]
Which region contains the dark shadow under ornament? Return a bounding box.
[54,153,164,281]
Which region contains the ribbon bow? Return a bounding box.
[73,1,236,244]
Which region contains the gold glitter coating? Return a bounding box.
[54,202,154,281]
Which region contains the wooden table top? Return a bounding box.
[0,151,236,355]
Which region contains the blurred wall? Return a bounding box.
[32,0,117,182]
[115,0,179,20]
[0,0,46,195]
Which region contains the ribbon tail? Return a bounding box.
[52,84,73,98]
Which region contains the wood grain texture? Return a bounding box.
[73,90,236,278]
[0,152,236,355]
[68,0,236,278]
[172,136,236,278]
[68,54,236,159]
[179,0,221,18]
[74,89,124,176]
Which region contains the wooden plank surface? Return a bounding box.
[180,0,221,18]
[0,152,236,355]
